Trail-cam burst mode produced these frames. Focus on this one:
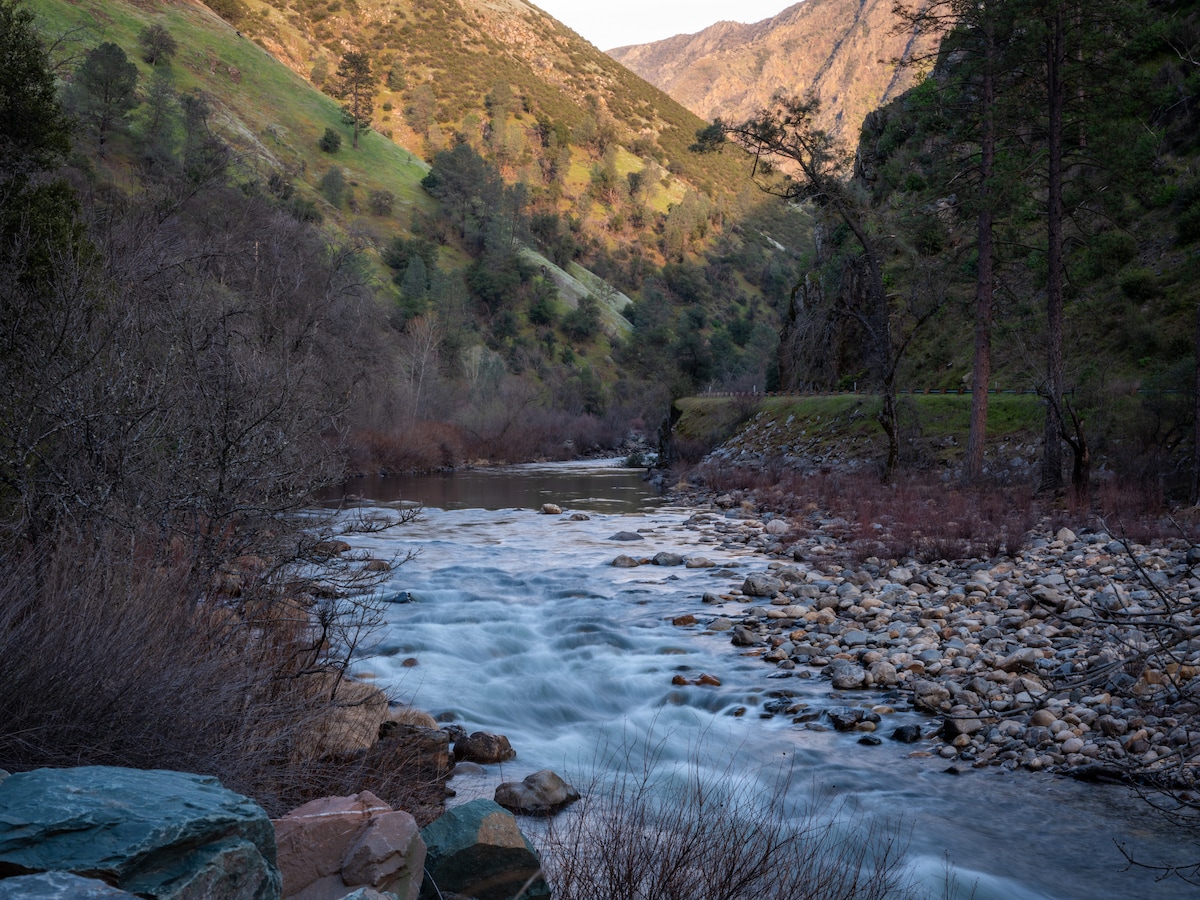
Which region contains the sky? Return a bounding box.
[531,1,796,50]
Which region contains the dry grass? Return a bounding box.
[0,527,446,819]
[537,750,920,900]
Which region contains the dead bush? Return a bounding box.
[538,755,920,900]
[0,525,440,819]
[348,422,468,473]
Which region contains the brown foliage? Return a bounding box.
[698,461,1197,562]
[0,527,442,819]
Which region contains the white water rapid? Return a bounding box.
[337,461,1193,900]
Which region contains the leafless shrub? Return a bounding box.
[697,463,1037,562]
[348,423,469,473]
[0,514,436,818]
[538,752,919,900]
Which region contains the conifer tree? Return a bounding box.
[69,42,139,155]
[335,51,373,150]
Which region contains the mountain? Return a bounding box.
[607,0,936,144]
[26,0,812,445]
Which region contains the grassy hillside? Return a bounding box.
[31,0,432,230]
[675,393,1045,472]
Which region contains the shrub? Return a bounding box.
[203,0,247,26]
[138,24,178,66]
[538,752,920,900]
[1178,200,1200,244]
[319,165,346,204]
[0,522,433,818]
[1119,267,1161,300]
[368,188,394,216]
[319,126,342,153]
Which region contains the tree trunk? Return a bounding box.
[1040,4,1067,494]
[1193,301,1200,504]
[966,21,997,483]
[880,376,900,483]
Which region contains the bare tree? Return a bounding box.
[399,315,443,421]
[695,95,942,480]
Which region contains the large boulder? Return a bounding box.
[0,767,280,900]
[419,800,548,900]
[0,872,139,899]
[493,770,581,816]
[273,792,424,900]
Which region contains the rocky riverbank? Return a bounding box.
[642,487,1200,788]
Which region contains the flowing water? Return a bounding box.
[333,460,1193,899]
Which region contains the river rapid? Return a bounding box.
[330,460,1194,899]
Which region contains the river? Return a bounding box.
[327,460,1194,899]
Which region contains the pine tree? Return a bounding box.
[68,42,139,155]
[335,51,373,150]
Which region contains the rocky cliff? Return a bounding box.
[608,0,936,143]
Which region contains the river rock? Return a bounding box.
[367,723,450,775]
[911,680,951,713]
[942,706,987,739]
[827,707,866,731]
[0,766,280,900]
[827,659,867,690]
[341,812,425,900]
[607,531,644,541]
[892,724,924,743]
[493,770,581,816]
[742,573,783,597]
[539,504,562,515]
[419,800,548,900]
[611,554,641,567]
[454,732,516,764]
[0,873,139,899]
[868,660,899,687]
[731,625,762,646]
[652,551,685,566]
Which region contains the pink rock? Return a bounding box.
[273,792,391,897]
[341,811,426,900]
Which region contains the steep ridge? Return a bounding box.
[608,0,936,144]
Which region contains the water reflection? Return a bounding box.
[322,459,660,513]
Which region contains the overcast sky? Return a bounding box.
[531,1,796,50]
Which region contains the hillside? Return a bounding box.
[608,0,936,145]
[36,0,447,238]
[738,0,1200,493]
[207,0,775,260]
[22,0,815,468]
